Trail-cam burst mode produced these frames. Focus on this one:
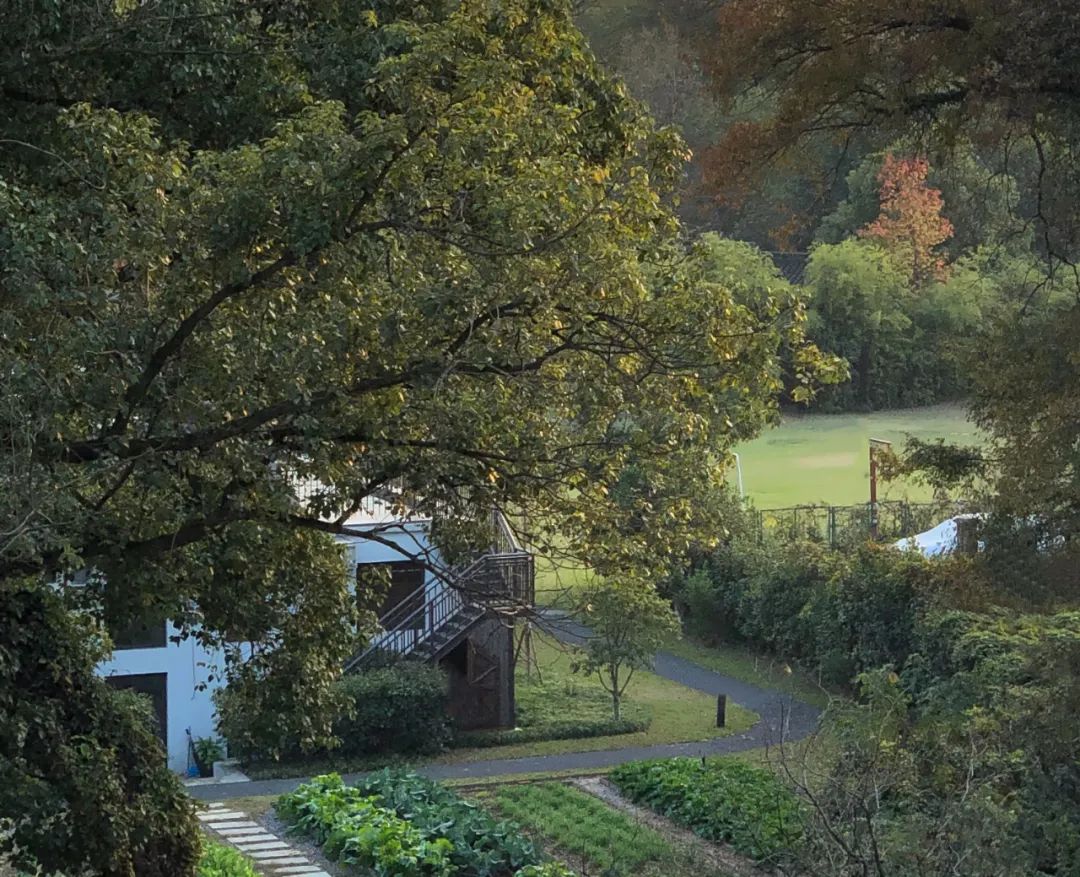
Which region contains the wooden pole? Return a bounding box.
[869,444,879,540]
[716,694,727,728]
[868,438,891,541]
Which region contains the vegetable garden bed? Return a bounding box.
[609,757,803,865]
[276,770,572,876]
[478,781,728,877]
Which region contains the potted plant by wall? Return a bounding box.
[192,736,225,778]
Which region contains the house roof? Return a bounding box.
[767,251,810,285]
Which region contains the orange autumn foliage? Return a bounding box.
[859,154,953,286]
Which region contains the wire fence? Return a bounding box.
[755,500,967,549]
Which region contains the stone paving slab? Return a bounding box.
[200,804,333,877]
[236,841,290,852]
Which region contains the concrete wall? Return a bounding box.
[96,622,223,774]
[94,522,437,774]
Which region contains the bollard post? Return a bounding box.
[716,693,727,728]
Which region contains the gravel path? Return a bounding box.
[189,611,821,803]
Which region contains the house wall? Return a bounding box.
[93,521,438,774]
[96,622,222,774]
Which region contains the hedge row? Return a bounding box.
[674,540,941,686]
[454,716,647,749]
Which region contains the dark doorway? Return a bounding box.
[106,672,168,748]
[358,561,426,628]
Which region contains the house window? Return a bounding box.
[105,672,168,748]
[358,561,425,629]
[109,614,168,650]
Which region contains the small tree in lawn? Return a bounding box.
[574,581,679,720]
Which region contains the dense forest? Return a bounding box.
[577,0,1070,412]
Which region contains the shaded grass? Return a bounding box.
[533,551,594,608]
[479,782,730,877]
[242,632,758,780]
[437,632,757,763]
[661,633,836,710]
[515,656,649,729]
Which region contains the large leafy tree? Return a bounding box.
[0,0,827,817]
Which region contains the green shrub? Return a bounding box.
[610,757,802,862]
[0,585,201,877]
[677,540,936,687]
[225,661,452,762]
[198,841,258,877]
[193,737,226,777]
[279,772,543,877]
[334,663,452,756]
[454,717,647,749]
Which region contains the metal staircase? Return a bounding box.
[344,511,533,672]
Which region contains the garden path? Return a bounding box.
[190,611,821,802]
[197,802,331,876]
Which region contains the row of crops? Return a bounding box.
[274,759,803,876]
[276,771,572,877]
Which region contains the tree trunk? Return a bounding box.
[859,341,873,406]
[610,663,621,720]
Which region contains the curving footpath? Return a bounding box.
[189,611,821,802]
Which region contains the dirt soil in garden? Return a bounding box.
[571,776,766,877]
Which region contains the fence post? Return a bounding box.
[828,506,837,548]
[716,694,727,728]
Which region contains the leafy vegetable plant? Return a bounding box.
[278,771,555,877]
[610,758,802,862]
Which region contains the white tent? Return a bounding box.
[893,514,983,557]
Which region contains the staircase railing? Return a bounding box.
[345,512,534,670]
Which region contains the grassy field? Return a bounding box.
[439,632,757,763]
[535,404,980,605]
[735,403,981,508]
[660,634,836,710]
[478,781,730,877]
[244,632,758,780]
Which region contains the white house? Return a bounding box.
[94,495,531,774]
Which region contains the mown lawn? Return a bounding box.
[242,632,758,780]
[533,547,594,608]
[476,781,731,877]
[437,632,757,763]
[734,403,981,508]
[660,634,836,710]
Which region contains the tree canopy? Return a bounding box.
[0,0,831,809]
[694,0,1080,555]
